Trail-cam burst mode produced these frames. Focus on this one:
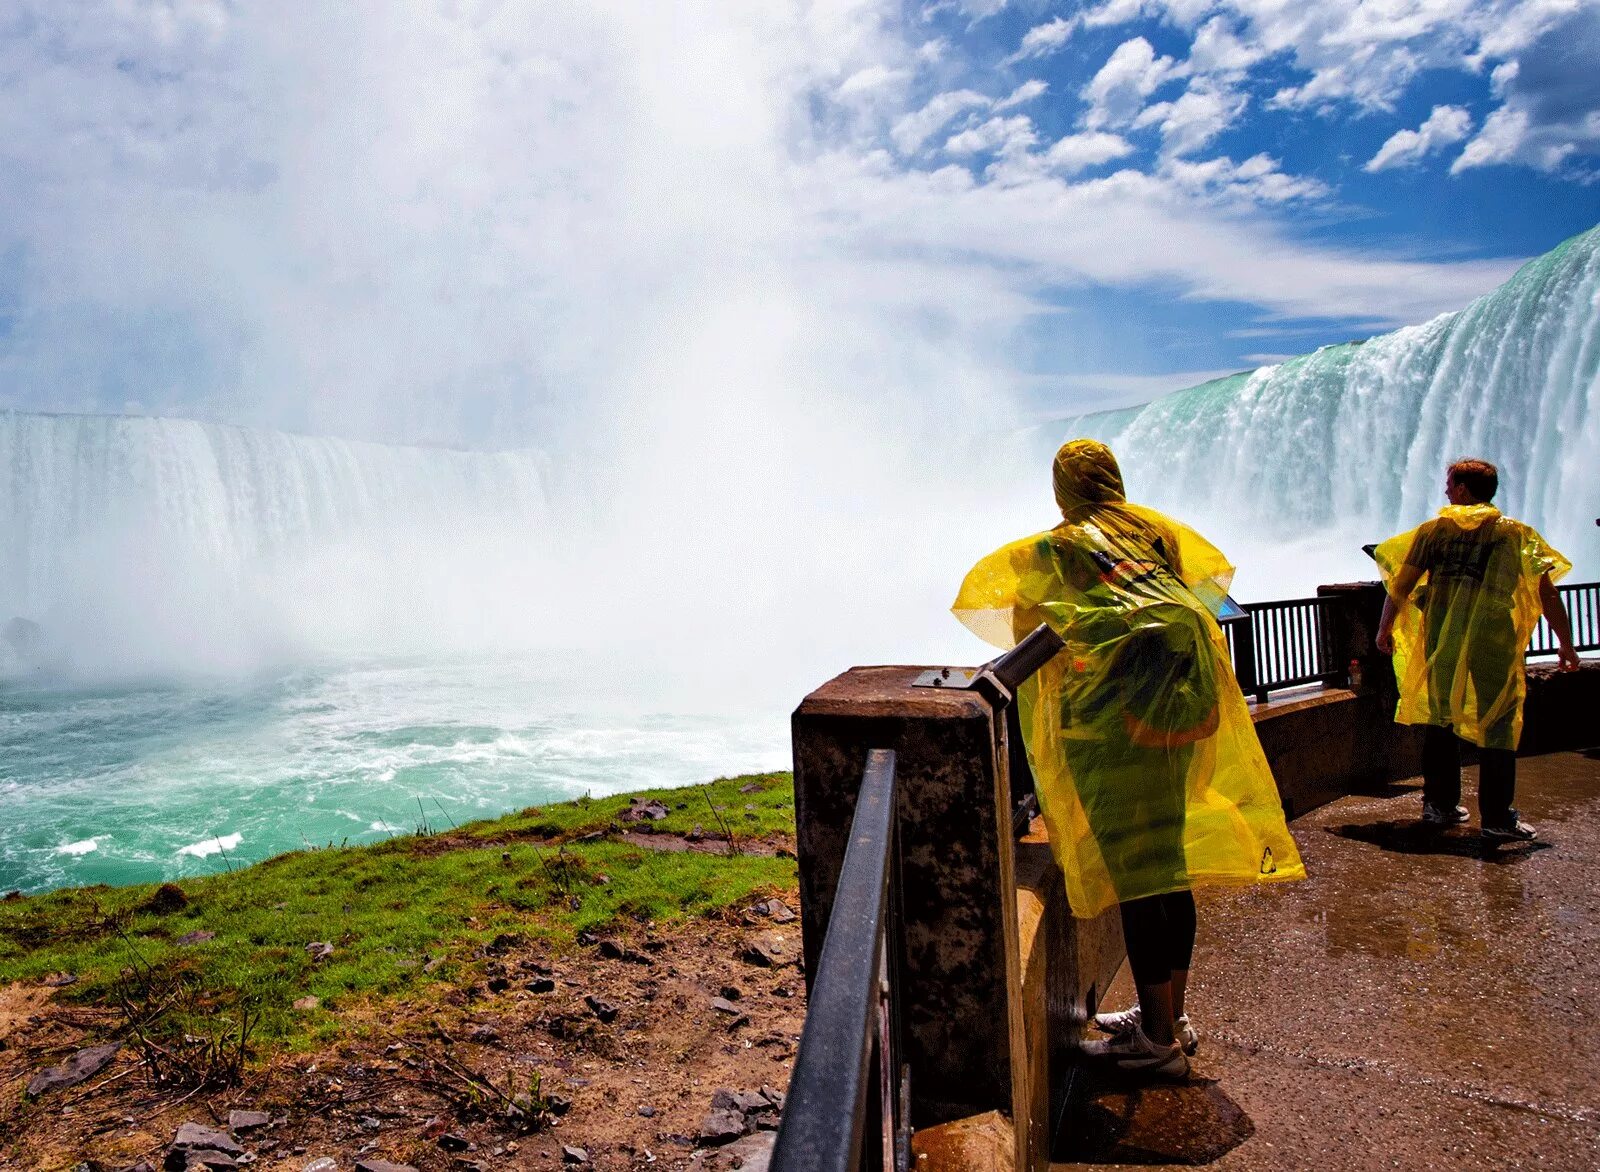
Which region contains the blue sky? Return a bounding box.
[0,1,1597,442]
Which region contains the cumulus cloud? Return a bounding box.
[1454,4,1600,174]
[1043,132,1137,174]
[1366,105,1474,171]
[891,88,993,153]
[1161,153,1331,205]
[1135,81,1250,156]
[1008,17,1077,62]
[945,115,1038,156]
[996,79,1050,110]
[1084,38,1181,129]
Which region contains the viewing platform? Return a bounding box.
[1054,747,1600,1170]
[780,578,1600,1172]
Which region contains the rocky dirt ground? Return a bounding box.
[0,897,807,1172]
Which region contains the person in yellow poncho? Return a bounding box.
[953,439,1304,1078]
[1374,458,1579,842]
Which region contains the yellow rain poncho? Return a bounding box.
[1375,504,1570,750]
[953,440,1304,919]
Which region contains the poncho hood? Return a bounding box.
[1053,439,1126,517]
[1437,503,1501,531]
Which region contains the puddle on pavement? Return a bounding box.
[1055,1071,1254,1165]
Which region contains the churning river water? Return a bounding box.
[0,657,787,894]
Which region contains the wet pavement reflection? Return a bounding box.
[1051,750,1600,1170]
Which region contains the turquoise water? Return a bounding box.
[0,658,787,894]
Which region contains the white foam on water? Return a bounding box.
[176,833,244,859]
[55,837,106,856]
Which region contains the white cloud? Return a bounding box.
[945,115,1037,156]
[1160,153,1331,204]
[891,89,992,153]
[838,65,910,97]
[1009,17,1077,62]
[1043,132,1136,174]
[996,79,1049,110]
[1186,16,1263,75]
[1084,0,1152,29]
[1135,82,1249,156]
[809,149,1520,327]
[1453,4,1600,174]
[1366,105,1474,171]
[1084,38,1181,129]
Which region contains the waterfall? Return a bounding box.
[1050,224,1600,590]
[0,412,551,673]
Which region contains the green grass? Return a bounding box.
[0,771,796,1054]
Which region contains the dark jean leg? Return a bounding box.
[1477,748,1517,827]
[1421,724,1462,810]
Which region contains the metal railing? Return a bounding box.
[1222,580,1598,703]
[1222,597,1336,704]
[771,748,908,1172]
[1530,580,1600,656]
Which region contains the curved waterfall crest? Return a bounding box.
[1056,224,1599,575]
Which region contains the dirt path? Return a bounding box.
[0,903,806,1171]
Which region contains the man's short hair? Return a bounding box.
[1448,458,1498,503]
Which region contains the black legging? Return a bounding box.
[1120,890,1197,986]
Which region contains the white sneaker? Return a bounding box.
[1081,1023,1189,1077]
[1091,1004,1199,1056]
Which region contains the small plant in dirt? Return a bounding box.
[111,961,259,1090]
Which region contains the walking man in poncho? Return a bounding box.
[1375,458,1580,841]
[953,439,1304,1078]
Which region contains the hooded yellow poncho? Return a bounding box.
[953,440,1304,918]
[1375,504,1570,750]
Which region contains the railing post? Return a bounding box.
[1227,615,1263,703]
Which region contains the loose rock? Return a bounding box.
[584,994,619,1023]
[172,1122,244,1155]
[353,1161,419,1172]
[438,1133,470,1152]
[292,996,320,1011]
[25,1042,121,1098]
[176,930,216,946]
[619,798,670,822]
[698,1108,749,1146]
[304,941,334,962]
[529,977,557,993]
[561,1146,590,1164]
[228,1110,271,1133]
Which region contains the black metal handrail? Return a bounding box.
[1530,580,1600,655]
[1221,597,1336,704]
[1222,580,1598,703]
[772,748,907,1172]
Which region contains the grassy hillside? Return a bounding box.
[0,772,798,1059]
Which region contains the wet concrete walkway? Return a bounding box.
[1052,749,1600,1170]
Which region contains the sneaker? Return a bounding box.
[1081,1024,1189,1077]
[1482,818,1537,842]
[1091,1004,1199,1056]
[1421,803,1469,826]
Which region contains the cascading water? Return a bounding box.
[1048,224,1600,595]
[0,411,553,674]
